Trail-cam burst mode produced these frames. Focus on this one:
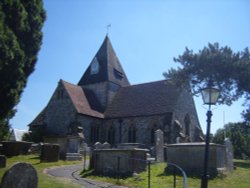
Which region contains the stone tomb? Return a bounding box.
[166,143,227,176]
[44,135,82,160]
[0,162,38,188]
[92,148,149,176]
[1,141,32,157]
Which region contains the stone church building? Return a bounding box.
[29,36,203,148]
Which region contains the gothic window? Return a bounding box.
[184,114,191,136]
[150,124,157,144]
[128,125,136,143]
[91,125,99,143]
[108,126,115,145]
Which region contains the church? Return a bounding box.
[29,36,203,147]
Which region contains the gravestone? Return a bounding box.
[0,155,6,168]
[0,162,38,188]
[66,136,82,161]
[155,129,164,162]
[40,143,60,162]
[225,138,234,172]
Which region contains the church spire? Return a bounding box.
[78,36,130,87]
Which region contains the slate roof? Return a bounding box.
[104,80,182,118]
[62,80,104,118]
[78,36,130,87]
[28,108,46,126]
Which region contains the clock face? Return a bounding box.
[91,57,99,74]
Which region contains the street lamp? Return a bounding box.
[201,86,220,188]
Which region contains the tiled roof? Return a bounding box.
[104,80,181,118]
[78,36,130,87]
[62,80,104,118]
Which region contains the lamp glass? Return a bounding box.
[201,88,220,105]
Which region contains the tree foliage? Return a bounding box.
[22,125,45,143]
[0,0,46,140]
[212,122,250,159]
[164,43,250,121]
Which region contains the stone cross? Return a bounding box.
[155,129,164,162]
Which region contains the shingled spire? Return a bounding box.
[78,36,130,87]
[78,36,130,110]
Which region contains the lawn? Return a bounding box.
[82,160,250,188]
[1,155,249,188]
[0,155,83,188]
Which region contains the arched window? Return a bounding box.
[108,126,115,145]
[150,124,157,144]
[128,125,136,143]
[91,125,99,143]
[184,114,191,136]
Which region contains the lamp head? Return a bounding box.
[201,87,220,105]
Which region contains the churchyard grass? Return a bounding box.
[0,154,82,188]
[82,160,250,188]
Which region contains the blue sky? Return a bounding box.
[10,0,250,134]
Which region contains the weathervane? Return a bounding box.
[106,24,111,35]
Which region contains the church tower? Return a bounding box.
[78,36,130,111]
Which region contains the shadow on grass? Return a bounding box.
[29,156,40,160]
[234,160,250,169]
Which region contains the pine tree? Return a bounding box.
[0,0,46,140]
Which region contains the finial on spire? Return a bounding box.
[106,24,111,36]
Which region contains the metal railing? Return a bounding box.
[108,155,187,188]
[167,162,187,188]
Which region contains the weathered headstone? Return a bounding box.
[225,138,234,172]
[0,155,6,168]
[67,136,80,153]
[40,143,60,162]
[155,129,164,162]
[0,162,38,188]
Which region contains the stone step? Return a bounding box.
[66,153,82,161]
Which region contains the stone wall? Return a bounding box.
[166,143,226,176]
[102,114,172,146]
[45,82,76,135]
[174,88,202,142]
[77,115,102,144]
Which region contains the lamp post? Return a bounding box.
[201,86,220,188]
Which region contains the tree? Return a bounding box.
[212,128,224,145]
[22,125,45,143]
[164,43,250,121]
[212,122,250,159]
[0,0,46,140]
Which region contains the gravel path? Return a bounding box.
[45,164,128,188]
